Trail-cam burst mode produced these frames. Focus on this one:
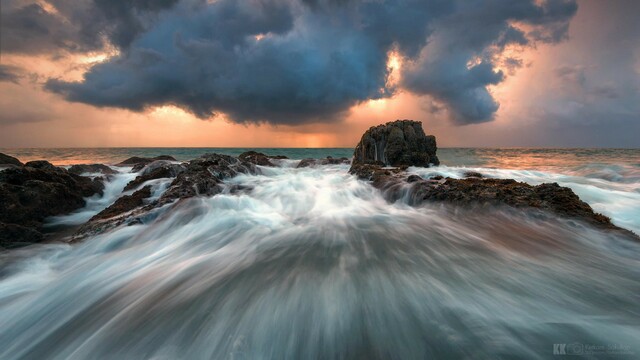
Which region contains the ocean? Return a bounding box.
[0,147,639,359]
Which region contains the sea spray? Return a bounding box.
[0,163,639,359]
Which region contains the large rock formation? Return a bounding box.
[348,125,637,240]
[352,120,439,168]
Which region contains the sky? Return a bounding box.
[0,0,638,148]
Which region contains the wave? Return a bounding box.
[1,163,639,359]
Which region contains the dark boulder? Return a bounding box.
[124,163,185,191]
[0,153,22,167]
[351,120,439,168]
[0,164,105,248]
[68,164,117,175]
[91,186,152,221]
[297,156,351,168]
[0,223,45,249]
[239,151,275,166]
[116,155,177,167]
[24,160,57,170]
[463,171,484,178]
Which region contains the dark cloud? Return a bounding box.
[0,0,180,54]
[29,0,578,125]
[0,65,24,84]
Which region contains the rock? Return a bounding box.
[296,156,351,168]
[351,162,635,237]
[0,163,105,248]
[24,160,57,170]
[116,155,176,167]
[407,175,422,183]
[351,120,439,168]
[0,223,45,249]
[239,151,275,166]
[463,171,484,178]
[91,186,152,221]
[0,153,22,166]
[296,158,316,168]
[124,163,184,191]
[159,153,255,202]
[68,164,118,175]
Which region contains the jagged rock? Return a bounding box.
[0,153,22,167]
[68,164,118,175]
[239,151,275,166]
[159,153,255,202]
[0,163,105,248]
[91,186,152,221]
[296,156,351,168]
[351,120,439,168]
[350,163,635,237]
[124,162,186,191]
[116,155,177,167]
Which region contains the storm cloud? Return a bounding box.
[6,0,577,125]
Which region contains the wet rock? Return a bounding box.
[24,160,57,170]
[68,164,118,175]
[463,171,484,178]
[116,155,177,167]
[407,175,423,183]
[0,223,45,249]
[159,153,254,202]
[239,151,275,166]
[0,153,22,167]
[0,163,105,248]
[351,120,439,168]
[352,163,634,237]
[91,186,152,221]
[124,161,186,191]
[297,156,351,168]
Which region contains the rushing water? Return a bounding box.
[0,149,639,359]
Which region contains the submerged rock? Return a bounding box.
[351,120,439,168]
[0,153,23,167]
[297,156,351,168]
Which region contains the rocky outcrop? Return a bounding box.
[351,120,439,168]
[75,153,260,239]
[92,186,152,221]
[124,161,186,191]
[68,164,117,175]
[116,155,177,167]
[238,151,275,166]
[0,153,22,167]
[297,156,351,168]
[348,122,636,239]
[159,153,254,202]
[350,163,636,239]
[0,161,105,248]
